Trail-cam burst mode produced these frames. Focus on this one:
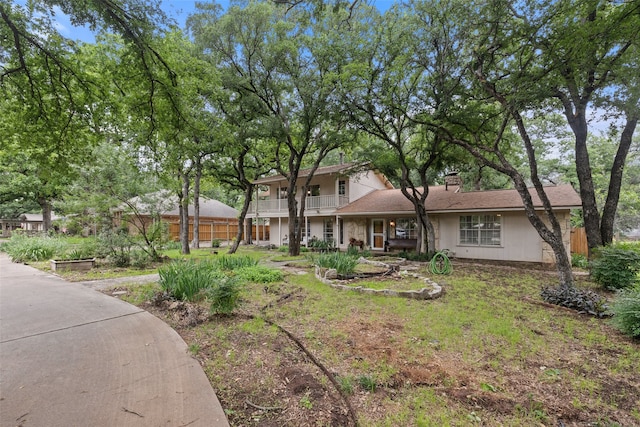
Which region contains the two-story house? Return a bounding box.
[247,163,393,248]
[248,163,583,264]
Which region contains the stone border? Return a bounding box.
[314,258,443,300]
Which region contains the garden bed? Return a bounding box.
[50,258,95,272]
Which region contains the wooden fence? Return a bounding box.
[169,221,269,243]
[570,227,588,256]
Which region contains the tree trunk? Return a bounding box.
[600,112,638,245]
[287,193,300,256]
[570,112,603,254]
[229,184,254,254]
[191,159,201,249]
[246,217,253,245]
[179,174,190,255]
[38,198,53,233]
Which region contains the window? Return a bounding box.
[307,185,320,197]
[338,180,346,196]
[459,214,501,246]
[393,218,417,239]
[278,187,288,199]
[294,218,311,240]
[323,219,334,243]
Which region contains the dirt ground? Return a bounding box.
[119,260,639,427]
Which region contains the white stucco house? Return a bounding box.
[246,163,582,264]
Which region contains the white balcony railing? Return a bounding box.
[250,195,349,214]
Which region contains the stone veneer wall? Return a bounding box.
[540,211,573,264]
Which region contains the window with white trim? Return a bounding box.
[323,219,334,243]
[338,180,346,196]
[394,218,417,239]
[459,214,501,246]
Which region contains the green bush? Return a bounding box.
[571,253,589,269]
[1,234,64,262]
[540,284,609,317]
[130,250,152,269]
[97,230,132,267]
[236,265,283,283]
[208,276,243,315]
[398,251,431,262]
[609,286,640,338]
[158,260,224,301]
[590,246,640,290]
[310,251,359,276]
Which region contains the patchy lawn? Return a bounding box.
[96,247,640,427]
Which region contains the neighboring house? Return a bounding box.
[248,163,583,264]
[247,163,393,247]
[0,213,62,236]
[114,194,241,242]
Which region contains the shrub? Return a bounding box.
[1,234,63,262]
[398,251,431,262]
[236,265,284,283]
[310,251,358,276]
[309,238,335,252]
[541,284,609,317]
[571,253,589,269]
[211,239,221,248]
[130,250,152,269]
[590,246,640,290]
[97,230,132,267]
[158,260,224,301]
[208,276,243,315]
[609,286,640,338]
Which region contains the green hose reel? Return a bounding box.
[430,250,452,275]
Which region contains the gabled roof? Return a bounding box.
[336,184,582,215]
[253,162,394,189]
[20,213,62,222]
[122,192,238,219]
[162,198,239,219]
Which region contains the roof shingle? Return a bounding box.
[336,184,582,215]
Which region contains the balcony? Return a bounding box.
[250,195,349,214]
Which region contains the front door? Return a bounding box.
[371,219,385,250]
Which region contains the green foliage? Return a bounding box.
[130,249,152,269]
[61,240,97,260]
[97,230,133,267]
[571,253,589,269]
[0,234,63,262]
[337,375,354,395]
[345,245,360,257]
[590,246,640,290]
[309,251,359,276]
[235,265,283,283]
[308,237,336,252]
[398,251,431,262]
[207,276,243,315]
[158,260,224,301]
[540,284,609,317]
[358,375,377,392]
[213,255,258,271]
[609,286,640,338]
[211,239,221,248]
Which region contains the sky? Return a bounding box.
[39,0,397,43]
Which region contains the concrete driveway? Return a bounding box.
[0,254,229,426]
